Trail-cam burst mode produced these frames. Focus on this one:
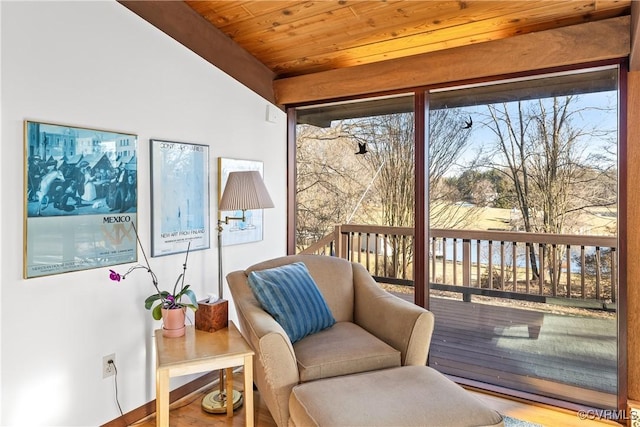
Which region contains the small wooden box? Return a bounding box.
[195,299,228,332]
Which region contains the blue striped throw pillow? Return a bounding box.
[247,262,336,343]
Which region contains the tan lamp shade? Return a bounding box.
[219,170,274,211]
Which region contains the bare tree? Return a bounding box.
[295,108,473,277]
[428,109,480,228]
[337,110,473,275]
[343,114,415,228]
[481,95,616,282]
[343,110,475,228]
[295,124,374,252]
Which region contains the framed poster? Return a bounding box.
[218,157,264,246]
[150,139,210,257]
[24,120,138,278]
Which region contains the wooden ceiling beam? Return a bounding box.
[118,0,276,104]
[274,16,630,106]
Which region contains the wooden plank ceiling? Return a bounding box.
[185,0,631,79]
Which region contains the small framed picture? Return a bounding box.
[150,139,210,257]
[218,157,265,246]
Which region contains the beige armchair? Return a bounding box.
[227,254,434,427]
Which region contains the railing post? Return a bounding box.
[538,244,545,295]
[431,238,436,283]
[334,225,344,259]
[453,238,458,286]
[580,246,586,299]
[374,233,380,277]
[566,245,572,299]
[384,235,389,278]
[442,237,447,284]
[500,241,505,290]
[512,242,517,292]
[611,248,617,303]
[551,244,557,297]
[488,240,493,290]
[365,233,371,269]
[525,243,531,294]
[463,239,471,302]
[595,246,602,300]
[476,240,481,288]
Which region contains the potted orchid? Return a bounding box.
[108,224,198,333]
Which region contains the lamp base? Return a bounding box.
[201,389,243,414]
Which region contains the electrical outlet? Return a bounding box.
[102,353,116,379]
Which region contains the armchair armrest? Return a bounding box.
[352,264,435,366]
[226,271,300,427]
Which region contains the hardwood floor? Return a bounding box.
[471,392,620,427]
[129,371,620,427]
[129,372,276,427]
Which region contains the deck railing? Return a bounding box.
[300,224,617,309]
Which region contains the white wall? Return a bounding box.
[0,2,286,425]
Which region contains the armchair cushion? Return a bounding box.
[248,262,336,343]
[294,322,401,382]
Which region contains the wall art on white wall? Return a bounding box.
[150,139,210,257]
[218,157,265,246]
[23,120,138,278]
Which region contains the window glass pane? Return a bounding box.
[295,95,417,288]
[428,66,618,409]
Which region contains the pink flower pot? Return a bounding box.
[161,307,186,337]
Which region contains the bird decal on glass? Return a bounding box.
[462,116,473,129]
[355,142,368,155]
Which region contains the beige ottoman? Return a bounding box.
[289,366,504,427]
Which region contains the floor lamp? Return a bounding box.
[202,170,274,414]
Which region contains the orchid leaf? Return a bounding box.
[184,303,198,312]
[144,291,169,310]
[152,303,163,321]
[182,288,198,308]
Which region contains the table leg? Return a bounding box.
[244,355,254,427]
[226,367,234,417]
[156,368,170,427]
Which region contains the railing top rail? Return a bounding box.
[431,228,617,248]
[338,224,415,236]
[301,224,617,255]
[301,232,335,254]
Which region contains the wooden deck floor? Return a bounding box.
[423,296,618,409]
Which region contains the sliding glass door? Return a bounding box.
[427,66,620,408]
[291,65,621,409]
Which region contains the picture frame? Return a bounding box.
[24,120,138,278]
[218,157,265,246]
[150,139,210,257]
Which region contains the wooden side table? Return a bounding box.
[154,321,254,427]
